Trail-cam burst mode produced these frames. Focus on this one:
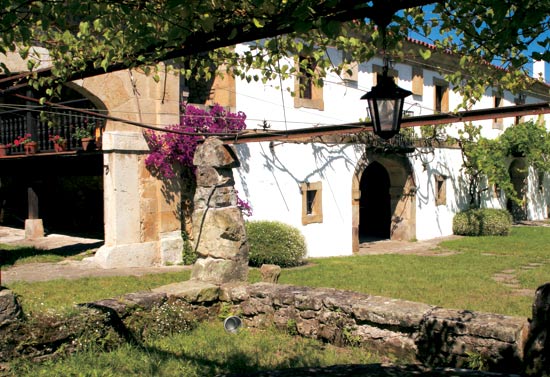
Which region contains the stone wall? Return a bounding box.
[4,282,550,375]
[218,283,527,373]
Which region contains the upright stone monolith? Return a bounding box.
[191,138,249,284]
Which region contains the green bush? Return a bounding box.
[453,208,512,236]
[246,220,307,267]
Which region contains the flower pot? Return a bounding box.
[0,145,10,157]
[24,142,38,155]
[80,137,94,151]
[54,142,68,153]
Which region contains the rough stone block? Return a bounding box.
[24,219,44,240]
[195,166,235,187]
[93,242,158,268]
[192,207,248,260]
[260,264,281,283]
[151,280,220,302]
[191,257,248,284]
[193,187,238,210]
[193,137,239,168]
[352,295,434,329]
[0,289,22,327]
[159,231,184,265]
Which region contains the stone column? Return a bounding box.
[191,138,249,284]
[93,131,160,268]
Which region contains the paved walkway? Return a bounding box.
[0,226,188,284]
[358,235,461,256]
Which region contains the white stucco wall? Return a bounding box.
[234,142,364,257]
[230,44,550,257]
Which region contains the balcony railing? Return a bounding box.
[0,107,104,154]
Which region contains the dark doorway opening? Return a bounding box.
[0,153,104,238]
[359,161,391,241]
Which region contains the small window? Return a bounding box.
[301,181,323,225]
[435,175,447,206]
[341,50,358,85]
[373,64,398,85]
[298,56,314,99]
[433,79,449,114]
[294,56,324,110]
[412,67,424,96]
[493,94,503,129]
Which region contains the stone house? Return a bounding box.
[0,39,549,265]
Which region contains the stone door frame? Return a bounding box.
[351,153,417,253]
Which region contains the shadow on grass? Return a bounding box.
[0,241,104,267]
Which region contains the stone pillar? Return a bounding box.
[25,186,44,239]
[93,131,160,268]
[191,138,249,284]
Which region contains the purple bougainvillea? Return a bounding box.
[145,104,252,216]
[145,104,247,178]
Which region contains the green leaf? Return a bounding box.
[419,48,431,60]
[252,18,264,28]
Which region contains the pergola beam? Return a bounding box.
[220,102,550,144]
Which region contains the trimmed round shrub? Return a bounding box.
[453,208,512,236]
[246,220,307,267]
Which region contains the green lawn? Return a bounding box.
[3,226,549,318]
[8,321,382,376]
[3,226,549,375]
[276,226,550,317]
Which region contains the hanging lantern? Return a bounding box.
[361,69,412,140]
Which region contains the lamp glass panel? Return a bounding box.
[377,98,397,131]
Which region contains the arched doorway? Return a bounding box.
[359,161,391,241]
[352,154,416,252]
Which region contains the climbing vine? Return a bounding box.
[457,120,550,208]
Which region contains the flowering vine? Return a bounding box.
[145,104,252,216]
[145,104,247,178]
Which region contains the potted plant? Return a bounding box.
[14,134,38,155]
[0,143,11,157]
[72,123,94,151]
[49,134,68,152]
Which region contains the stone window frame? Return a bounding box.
[300,181,323,225]
[493,92,504,130]
[434,174,447,206]
[433,78,449,114]
[412,66,424,96]
[341,50,359,85]
[294,56,324,111]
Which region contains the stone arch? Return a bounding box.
[352,153,416,252]
[507,157,528,221]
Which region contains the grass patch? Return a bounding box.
[6,272,191,314]
[7,321,382,376]
[275,227,550,317]
[0,242,102,267]
[4,227,550,318]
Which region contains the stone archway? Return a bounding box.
[352,154,416,253]
[507,158,528,221]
